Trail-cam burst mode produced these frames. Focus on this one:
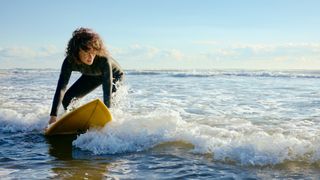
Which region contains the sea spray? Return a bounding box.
[73,108,185,154]
[73,109,320,166]
[0,107,48,133]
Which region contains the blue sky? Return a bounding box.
[1,0,320,70]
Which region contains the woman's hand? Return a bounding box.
[48,116,57,125]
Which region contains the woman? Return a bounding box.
[48,27,124,125]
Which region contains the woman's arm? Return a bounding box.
[102,58,113,108]
[50,58,72,117]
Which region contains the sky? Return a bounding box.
[0,0,320,70]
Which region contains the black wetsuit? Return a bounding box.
[50,55,124,117]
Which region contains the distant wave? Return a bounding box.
[1,69,320,79]
[0,69,59,77]
[126,71,163,76]
[127,70,320,79]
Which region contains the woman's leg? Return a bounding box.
[62,75,102,109]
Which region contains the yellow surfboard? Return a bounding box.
[45,99,112,136]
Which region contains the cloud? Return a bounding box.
[197,41,320,59]
[111,44,184,61]
[0,45,63,68]
[187,41,320,69]
[0,47,36,59]
[215,42,320,55]
[160,49,184,60]
[111,44,159,60]
[0,45,60,60]
[109,44,187,69]
[192,40,219,46]
[1,42,319,70]
[233,43,320,56]
[109,42,320,69]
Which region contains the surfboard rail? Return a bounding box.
[45,99,112,136]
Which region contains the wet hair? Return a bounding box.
[66,27,108,63]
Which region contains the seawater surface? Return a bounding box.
[1,69,320,179]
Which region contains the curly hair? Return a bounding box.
[66,27,108,63]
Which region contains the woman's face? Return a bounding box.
[79,49,96,65]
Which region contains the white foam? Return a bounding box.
[73,108,183,154]
[0,106,48,133]
[73,107,320,165]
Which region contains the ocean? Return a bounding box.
[0,69,320,179]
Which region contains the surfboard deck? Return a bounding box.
[45,99,112,136]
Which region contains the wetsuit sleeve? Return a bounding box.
[111,57,124,82]
[50,58,72,116]
[108,56,124,92]
[102,58,113,108]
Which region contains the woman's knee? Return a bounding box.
[62,96,71,110]
[62,90,75,110]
